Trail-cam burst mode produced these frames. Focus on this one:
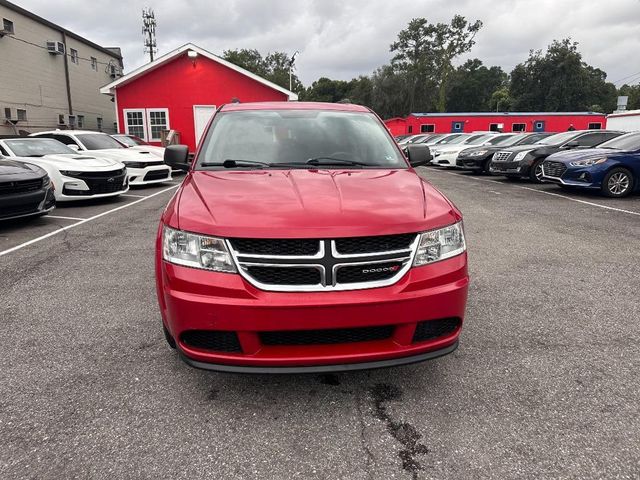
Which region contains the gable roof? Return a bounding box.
[99,43,298,100]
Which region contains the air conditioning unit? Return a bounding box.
[109,64,121,78]
[57,114,66,125]
[46,41,65,55]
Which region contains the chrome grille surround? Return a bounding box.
[226,235,420,292]
[492,151,513,162]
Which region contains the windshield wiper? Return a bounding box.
[200,159,271,168]
[305,157,368,167]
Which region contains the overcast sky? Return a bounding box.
[14,0,640,88]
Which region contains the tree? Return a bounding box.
[222,49,303,93]
[618,83,640,110]
[300,77,351,102]
[489,86,513,112]
[390,16,482,113]
[508,39,618,113]
[446,59,506,111]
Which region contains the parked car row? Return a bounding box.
[398,129,640,198]
[0,131,171,221]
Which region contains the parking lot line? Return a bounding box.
[120,193,146,198]
[425,168,640,217]
[0,184,179,258]
[46,215,88,221]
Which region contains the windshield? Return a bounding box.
[4,138,76,156]
[197,110,406,169]
[113,135,139,147]
[536,131,580,145]
[465,134,493,146]
[77,134,125,150]
[486,134,517,146]
[597,132,640,151]
[435,134,464,145]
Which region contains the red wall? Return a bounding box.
[384,118,407,136]
[388,113,607,135]
[115,54,289,151]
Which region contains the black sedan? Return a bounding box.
[489,130,623,183]
[456,132,553,173]
[0,157,55,221]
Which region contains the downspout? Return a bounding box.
[61,31,73,116]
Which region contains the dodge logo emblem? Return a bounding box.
[107,177,115,183]
[362,265,400,274]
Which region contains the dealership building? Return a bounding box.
[0,0,123,135]
[385,112,608,136]
[100,43,298,153]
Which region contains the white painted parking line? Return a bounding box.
[47,215,87,221]
[120,193,146,198]
[425,168,640,217]
[0,184,179,258]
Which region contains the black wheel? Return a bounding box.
[529,159,544,183]
[602,168,633,198]
[481,159,491,174]
[163,324,177,349]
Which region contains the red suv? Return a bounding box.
[157,102,469,373]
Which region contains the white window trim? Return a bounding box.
[145,108,170,142]
[512,123,527,132]
[123,108,148,141]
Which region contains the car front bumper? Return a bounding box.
[128,166,172,185]
[431,152,458,166]
[0,185,55,221]
[457,156,487,170]
[157,253,469,372]
[489,160,528,176]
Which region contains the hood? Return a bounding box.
[0,158,46,178]
[546,148,621,163]
[173,169,460,238]
[17,154,123,170]
[130,145,165,157]
[85,148,161,163]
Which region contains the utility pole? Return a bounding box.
[142,8,157,62]
[288,51,299,92]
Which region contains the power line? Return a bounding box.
[611,70,640,85]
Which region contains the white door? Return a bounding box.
[193,105,217,147]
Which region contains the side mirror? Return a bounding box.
[406,144,433,167]
[164,145,191,170]
[68,144,80,151]
[564,140,579,148]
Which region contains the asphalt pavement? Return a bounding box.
[1,170,639,480]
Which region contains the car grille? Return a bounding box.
[142,161,165,167]
[412,318,461,343]
[259,325,394,346]
[0,178,43,195]
[229,238,320,256]
[0,202,41,218]
[542,161,567,178]
[180,330,242,353]
[143,169,170,181]
[493,151,512,162]
[62,171,126,196]
[229,233,418,292]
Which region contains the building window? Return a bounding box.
[91,57,98,71]
[125,110,146,140]
[420,124,435,133]
[70,48,78,64]
[408,126,413,133]
[512,123,526,132]
[17,109,27,121]
[58,114,65,125]
[2,18,14,34]
[4,107,11,119]
[588,122,602,130]
[147,109,170,141]
[77,115,84,128]
[97,117,103,132]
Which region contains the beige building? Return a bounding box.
[0,0,123,135]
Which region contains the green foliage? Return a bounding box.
[222,49,303,93]
[446,59,507,111]
[618,83,640,110]
[508,39,617,113]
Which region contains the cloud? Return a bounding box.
[14,0,640,86]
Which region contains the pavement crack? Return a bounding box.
[356,391,375,480]
[370,383,429,480]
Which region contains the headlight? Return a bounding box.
[413,221,466,267]
[439,150,457,155]
[467,150,487,157]
[569,157,607,167]
[162,226,237,273]
[122,161,147,168]
[513,150,532,162]
[60,170,83,176]
[42,175,50,187]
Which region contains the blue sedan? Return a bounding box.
[541,132,640,197]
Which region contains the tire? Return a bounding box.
[163,324,177,349]
[602,168,633,198]
[529,159,544,183]
[481,159,491,174]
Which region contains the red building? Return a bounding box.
[100,43,297,152]
[386,112,607,136]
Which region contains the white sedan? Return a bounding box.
[30,130,172,186]
[111,134,166,158]
[0,137,128,201]
[430,133,499,166]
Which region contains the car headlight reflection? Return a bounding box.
[413,221,466,267]
[162,226,237,273]
[569,157,607,167]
